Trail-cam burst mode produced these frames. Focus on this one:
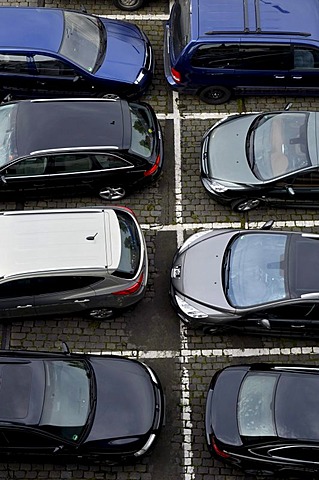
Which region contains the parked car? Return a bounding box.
[0,98,163,200]
[206,363,319,477]
[201,108,319,211]
[0,207,148,320]
[0,7,153,100]
[0,345,164,463]
[164,0,319,104]
[170,221,319,336]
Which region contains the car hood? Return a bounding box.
[97,18,146,83]
[207,115,260,184]
[85,357,155,443]
[172,231,235,309]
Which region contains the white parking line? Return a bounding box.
[141,220,319,230]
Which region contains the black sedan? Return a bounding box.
[201,109,319,211]
[170,221,319,337]
[0,346,164,463]
[0,97,163,200]
[205,363,319,477]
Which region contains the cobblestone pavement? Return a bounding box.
[1,1,319,480]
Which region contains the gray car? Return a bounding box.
[0,207,148,320]
[170,221,319,337]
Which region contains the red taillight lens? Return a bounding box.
[171,67,181,83]
[144,155,161,177]
[112,272,144,296]
[211,436,230,459]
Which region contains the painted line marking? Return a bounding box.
[141,220,319,231]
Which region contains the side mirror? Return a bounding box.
[0,176,7,184]
[287,186,295,196]
[258,319,271,329]
[284,102,293,111]
[261,220,274,230]
[73,76,80,83]
[62,342,70,355]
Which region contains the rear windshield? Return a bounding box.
[171,0,191,58]
[113,211,141,279]
[129,103,154,159]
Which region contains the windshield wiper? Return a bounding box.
[223,248,232,295]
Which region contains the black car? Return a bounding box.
[201,109,319,211]
[170,221,319,337]
[0,346,164,463]
[205,363,319,477]
[0,98,163,200]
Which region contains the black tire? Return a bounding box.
[113,0,145,11]
[99,186,126,201]
[88,308,114,320]
[231,198,261,212]
[199,86,231,105]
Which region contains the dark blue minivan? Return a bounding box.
[164,0,319,104]
[0,7,153,100]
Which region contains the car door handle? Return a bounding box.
[292,76,303,80]
[291,324,306,328]
[16,304,33,309]
[274,75,285,79]
[74,299,90,303]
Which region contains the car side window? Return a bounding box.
[293,46,319,69]
[264,303,318,320]
[5,157,48,177]
[48,155,93,174]
[191,44,240,69]
[2,429,57,448]
[0,54,30,74]
[290,170,319,187]
[269,446,319,462]
[239,44,291,70]
[0,279,33,298]
[32,276,104,295]
[33,55,77,77]
[94,154,132,169]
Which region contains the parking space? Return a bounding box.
[2,0,319,479]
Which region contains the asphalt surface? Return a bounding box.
[2,1,319,479]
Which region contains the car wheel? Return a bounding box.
[113,0,145,10]
[231,198,261,212]
[88,308,114,320]
[199,86,231,105]
[99,186,126,201]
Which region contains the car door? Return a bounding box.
[287,45,319,95]
[0,429,61,459]
[0,156,49,196]
[0,53,35,99]
[239,302,319,336]
[31,54,97,97]
[268,170,319,207]
[234,43,291,93]
[0,279,36,319]
[33,276,101,317]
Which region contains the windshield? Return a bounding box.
[113,211,141,278]
[129,103,154,159]
[59,11,105,72]
[0,104,18,168]
[238,373,278,437]
[248,112,311,180]
[224,233,288,307]
[39,360,91,442]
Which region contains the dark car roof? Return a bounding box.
[0,7,63,52]
[14,99,130,158]
[193,0,319,42]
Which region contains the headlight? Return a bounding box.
[134,433,156,457]
[210,181,229,193]
[179,230,208,253]
[175,295,208,319]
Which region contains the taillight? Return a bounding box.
[144,155,160,177]
[211,436,230,459]
[171,67,181,83]
[112,272,144,296]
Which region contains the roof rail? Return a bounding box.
[205,30,311,37]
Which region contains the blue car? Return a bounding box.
[164,0,319,104]
[0,7,154,100]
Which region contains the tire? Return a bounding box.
[231,198,261,212]
[88,308,114,320]
[199,86,231,105]
[99,186,126,201]
[113,0,145,11]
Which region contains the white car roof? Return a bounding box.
[0,208,121,278]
